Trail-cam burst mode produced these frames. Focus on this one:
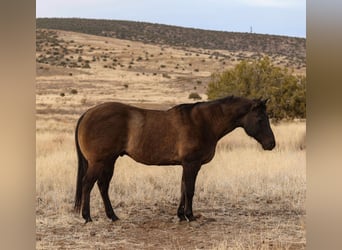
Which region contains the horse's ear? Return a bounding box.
[251,100,261,110]
[251,98,268,111]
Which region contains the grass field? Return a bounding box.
[36,29,306,249]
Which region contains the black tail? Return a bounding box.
[74,113,87,213]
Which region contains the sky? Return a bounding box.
[36,0,306,38]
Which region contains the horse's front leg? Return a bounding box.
[177,162,201,221]
[177,177,186,221]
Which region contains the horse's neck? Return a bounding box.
[206,99,250,140]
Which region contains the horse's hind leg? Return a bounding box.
[97,157,119,221]
[81,162,101,223]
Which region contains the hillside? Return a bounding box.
[36,18,306,67]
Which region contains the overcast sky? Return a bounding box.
[36,0,306,38]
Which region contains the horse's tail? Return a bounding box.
[74,112,87,214]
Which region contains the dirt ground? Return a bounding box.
[36,198,305,249]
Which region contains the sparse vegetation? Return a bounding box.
[36,18,306,67]
[36,29,91,69]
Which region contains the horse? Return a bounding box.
[74,96,275,223]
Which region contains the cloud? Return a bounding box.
[238,0,304,8]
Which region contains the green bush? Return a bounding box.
[207,57,306,120]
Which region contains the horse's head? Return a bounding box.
[241,98,275,150]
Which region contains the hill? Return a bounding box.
[36,18,305,67]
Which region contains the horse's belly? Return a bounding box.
[126,143,180,165]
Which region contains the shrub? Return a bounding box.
[82,62,90,69]
[207,56,306,120]
[189,92,202,100]
[80,98,87,105]
[162,73,171,78]
[70,89,78,94]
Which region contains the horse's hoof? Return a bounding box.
[111,216,119,222]
[84,218,93,224]
[185,214,196,222]
[178,215,187,222]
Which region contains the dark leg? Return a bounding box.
[97,159,119,221]
[177,176,186,221]
[81,162,101,223]
[177,162,201,222]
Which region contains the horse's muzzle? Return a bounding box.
[262,140,276,150]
